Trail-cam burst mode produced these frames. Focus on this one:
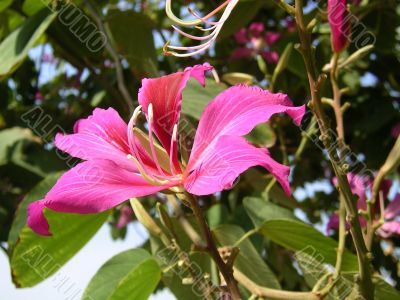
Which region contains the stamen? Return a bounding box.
[165,0,240,57]
[127,105,159,180]
[147,103,166,176]
[127,154,169,186]
[169,124,179,175]
[171,25,216,41]
[211,68,220,83]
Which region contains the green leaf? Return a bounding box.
[107,9,158,77]
[83,249,161,300]
[0,0,12,12]
[213,224,281,289]
[10,172,108,287]
[244,197,359,272]
[0,127,38,166]
[182,78,226,120]
[7,172,63,249]
[0,9,56,79]
[374,276,400,300]
[271,43,293,85]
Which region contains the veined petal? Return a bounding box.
[184,136,290,196]
[138,63,212,154]
[55,108,133,170]
[188,85,305,172]
[27,160,173,236]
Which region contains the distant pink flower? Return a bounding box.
[35,91,44,101]
[328,0,351,53]
[116,206,134,229]
[327,173,400,238]
[27,63,305,236]
[378,194,400,238]
[391,122,400,138]
[232,22,281,64]
[283,17,296,32]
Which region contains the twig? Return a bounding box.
[233,267,321,300]
[184,192,242,300]
[293,1,374,298]
[85,0,134,113]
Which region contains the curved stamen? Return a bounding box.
[147,103,167,176]
[187,8,221,26]
[171,25,217,41]
[195,24,218,32]
[169,123,179,175]
[128,105,159,179]
[127,154,169,186]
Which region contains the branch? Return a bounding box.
[184,192,242,300]
[234,268,321,300]
[293,1,374,298]
[85,0,134,113]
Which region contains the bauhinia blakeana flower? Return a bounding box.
[327,0,351,53]
[327,173,400,238]
[232,22,281,64]
[28,63,305,236]
[164,0,239,57]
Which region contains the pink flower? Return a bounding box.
[328,0,351,53]
[27,63,305,236]
[249,22,265,38]
[391,122,400,138]
[264,32,282,45]
[116,206,134,229]
[234,28,249,44]
[377,194,400,238]
[327,173,400,238]
[231,22,281,63]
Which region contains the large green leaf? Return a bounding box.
[7,172,63,249]
[107,9,158,77]
[0,0,12,12]
[0,127,37,166]
[10,173,109,287]
[83,249,161,300]
[244,197,359,272]
[0,9,56,79]
[213,224,281,289]
[182,78,226,120]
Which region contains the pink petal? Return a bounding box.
[377,221,400,238]
[261,51,279,64]
[27,160,172,236]
[264,32,281,45]
[231,47,254,60]
[391,122,400,138]
[138,63,212,156]
[385,193,400,220]
[184,136,290,195]
[328,0,351,53]
[116,206,134,229]
[326,213,340,234]
[55,108,134,171]
[249,22,265,38]
[188,85,305,173]
[27,200,50,236]
[234,28,249,44]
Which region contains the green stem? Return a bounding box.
[294,1,374,298]
[334,195,346,278]
[184,192,242,300]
